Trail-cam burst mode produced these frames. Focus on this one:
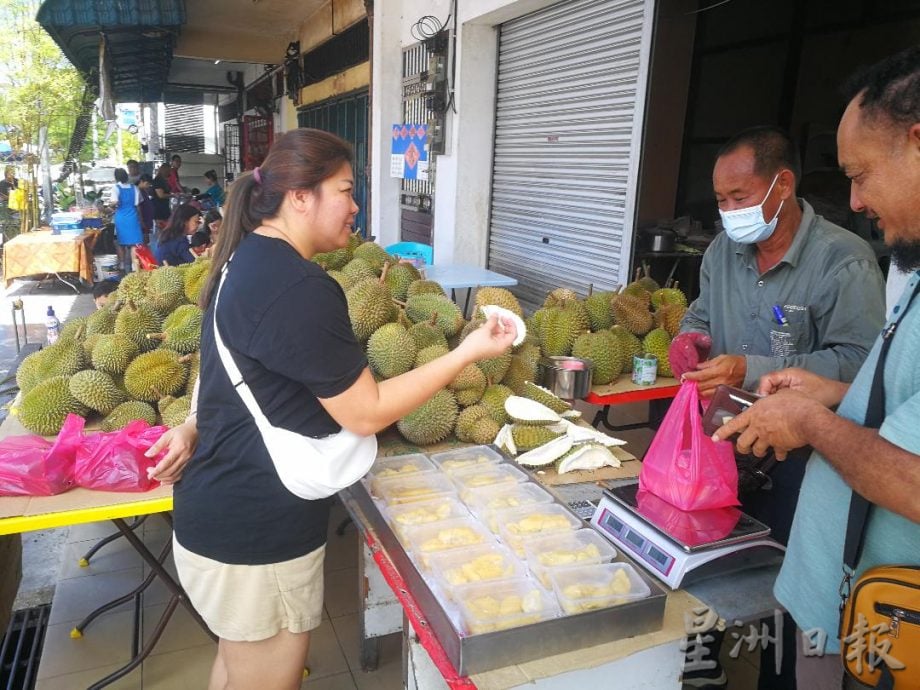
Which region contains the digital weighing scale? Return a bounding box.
[591,481,785,589]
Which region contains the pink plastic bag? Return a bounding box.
[636,489,740,548]
[638,381,739,510]
[0,414,85,496]
[74,421,168,492]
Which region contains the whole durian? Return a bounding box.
[101,401,158,432]
[19,376,89,436]
[123,350,189,401]
[346,278,397,341]
[397,389,458,446]
[367,323,417,379]
[69,370,128,414]
[92,334,140,375]
[115,300,163,352]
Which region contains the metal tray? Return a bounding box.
[342,478,667,676]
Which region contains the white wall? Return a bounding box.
[370,0,564,264]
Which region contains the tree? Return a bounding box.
[0,0,87,163]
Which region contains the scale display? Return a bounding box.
[591,481,784,589]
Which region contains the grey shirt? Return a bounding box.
[681,199,885,390]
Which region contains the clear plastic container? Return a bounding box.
[376,473,458,507]
[497,504,582,557]
[403,516,494,570]
[383,496,470,543]
[430,446,504,475]
[450,463,529,501]
[549,562,651,615]
[366,453,438,496]
[428,543,525,592]
[523,529,619,588]
[466,483,555,533]
[454,577,559,635]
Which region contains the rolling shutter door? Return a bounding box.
[488,0,654,311]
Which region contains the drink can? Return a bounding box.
[632,353,658,386]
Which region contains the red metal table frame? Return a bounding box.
[362,524,475,689]
[585,379,681,433]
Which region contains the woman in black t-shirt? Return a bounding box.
[147,129,516,690]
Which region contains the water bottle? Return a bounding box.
[45,306,60,345]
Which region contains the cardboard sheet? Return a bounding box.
[590,375,681,399]
[0,414,172,522]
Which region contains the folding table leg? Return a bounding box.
[112,516,216,639]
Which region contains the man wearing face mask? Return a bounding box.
[674,127,884,690]
[675,126,884,399]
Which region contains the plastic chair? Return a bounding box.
[385,241,433,266]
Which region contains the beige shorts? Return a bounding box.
[173,535,325,642]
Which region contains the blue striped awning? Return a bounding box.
[36,0,186,102]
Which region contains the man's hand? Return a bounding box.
[681,354,747,398]
[668,332,712,379]
[145,419,198,485]
[757,367,848,408]
[713,389,822,459]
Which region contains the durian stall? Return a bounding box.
[0,237,773,687]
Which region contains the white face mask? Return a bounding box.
[719,174,784,244]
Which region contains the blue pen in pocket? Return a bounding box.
[772,304,788,326]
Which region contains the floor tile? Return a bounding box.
[142,602,216,657]
[306,619,351,680]
[48,567,143,626]
[352,631,402,690]
[325,527,358,573]
[330,612,362,673]
[58,536,146,580]
[67,520,123,543]
[35,661,142,690]
[302,671,358,690]
[323,566,360,619]
[141,642,216,690]
[36,609,137,679]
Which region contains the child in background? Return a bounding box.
[92,280,118,310]
[108,168,143,273]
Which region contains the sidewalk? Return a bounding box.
[33,500,402,689]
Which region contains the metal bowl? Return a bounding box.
[537,356,594,401]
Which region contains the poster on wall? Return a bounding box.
[390,123,429,181]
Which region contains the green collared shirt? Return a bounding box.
[681,199,885,389]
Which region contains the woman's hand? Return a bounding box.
[455,314,518,363]
[145,419,198,485]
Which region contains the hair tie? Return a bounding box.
[253,166,262,185]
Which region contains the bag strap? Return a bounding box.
[842,278,920,577]
[211,258,274,429]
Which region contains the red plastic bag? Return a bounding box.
[0,414,85,496]
[636,489,740,548]
[638,381,739,510]
[134,244,159,270]
[75,421,168,492]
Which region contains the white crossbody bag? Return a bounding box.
[212,260,377,500]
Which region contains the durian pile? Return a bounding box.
[324,237,687,458]
[14,261,208,436]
